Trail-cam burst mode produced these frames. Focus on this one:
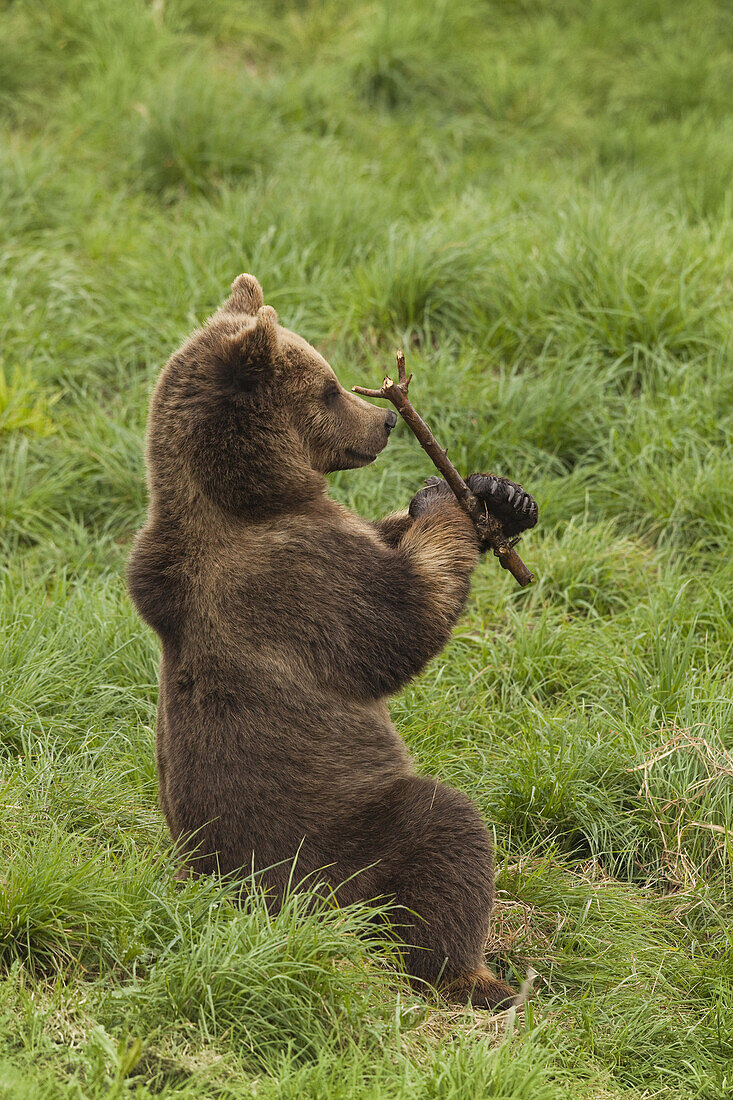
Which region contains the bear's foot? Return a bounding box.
[443,966,518,1011]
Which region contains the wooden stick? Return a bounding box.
[354,351,534,587]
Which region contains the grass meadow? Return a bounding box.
[2,0,733,1095]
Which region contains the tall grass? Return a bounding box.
[1,0,733,1095]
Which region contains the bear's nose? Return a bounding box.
[385,411,398,433]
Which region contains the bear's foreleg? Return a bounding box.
[373,510,414,547]
[340,502,479,698]
[397,502,479,631]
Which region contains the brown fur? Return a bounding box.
[128,273,517,1010]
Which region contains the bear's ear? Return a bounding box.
[220,305,280,386]
[224,272,264,316]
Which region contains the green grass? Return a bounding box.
[2,0,733,1095]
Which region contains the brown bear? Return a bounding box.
[128,273,538,1010]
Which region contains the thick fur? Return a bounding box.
[128,274,536,1010]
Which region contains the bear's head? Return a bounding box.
[146,274,397,517]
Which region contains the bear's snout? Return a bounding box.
[385,411,398,433]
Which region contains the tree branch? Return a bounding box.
[354,351,534,587]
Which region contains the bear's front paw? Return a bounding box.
[466,473,538,538]
[408,476,455,519]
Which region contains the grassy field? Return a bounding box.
[2,0,733,1095]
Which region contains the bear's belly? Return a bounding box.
[157,655,413,853]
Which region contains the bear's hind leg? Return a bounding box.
[333,776,517,1011]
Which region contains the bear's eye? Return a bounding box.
[323,384,340,406]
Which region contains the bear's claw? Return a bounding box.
[409,473,539,538]
[466,473,539,537]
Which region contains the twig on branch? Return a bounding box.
[354,351,535,587]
